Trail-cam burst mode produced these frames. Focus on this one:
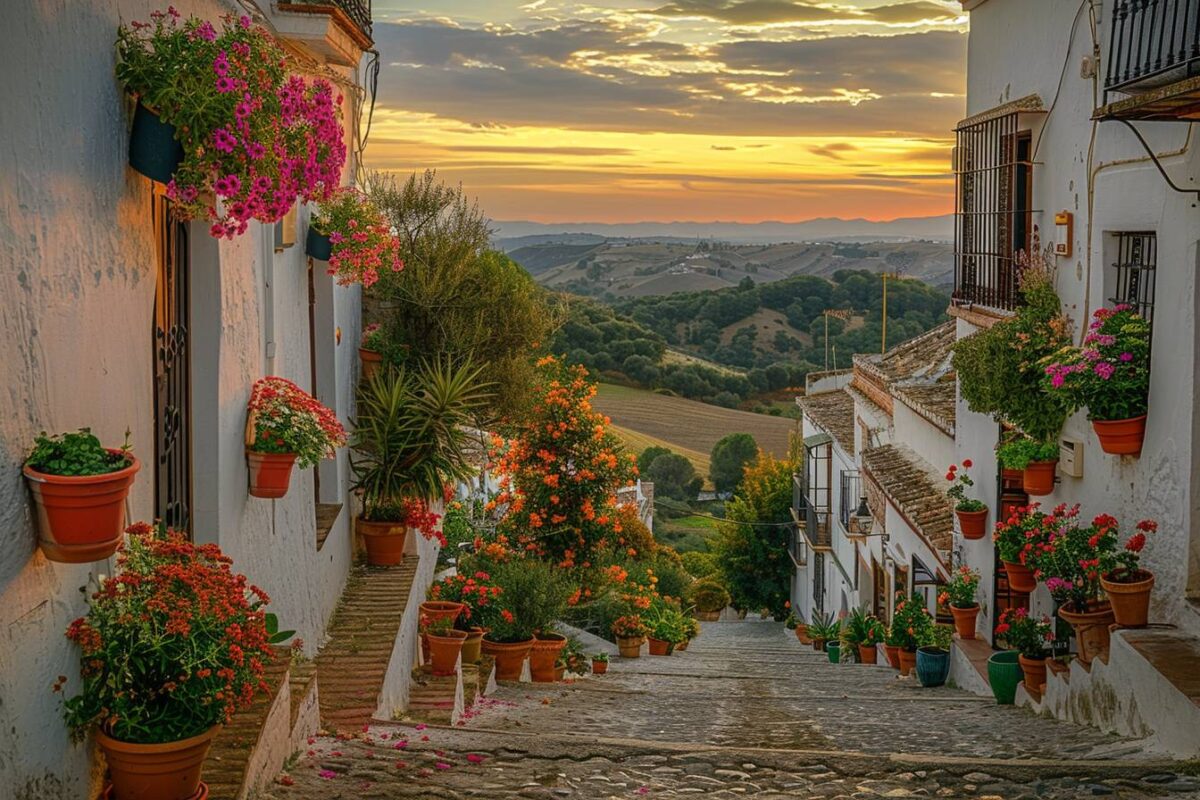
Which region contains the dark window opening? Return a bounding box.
[1110,231,1157,324]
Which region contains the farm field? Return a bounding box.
[594,383,798,478]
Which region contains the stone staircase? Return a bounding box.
[406,657,495,724]
[313,561,418,731]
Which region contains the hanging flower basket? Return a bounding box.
[956,508,988,540]
[128,103,184,185]
[305,227,333,261]
[307,187,403,287]
[1092,415,1147,456]
[245,451,297,499]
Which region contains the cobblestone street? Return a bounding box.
[264,622,1200,798]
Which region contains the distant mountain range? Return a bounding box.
[493,215,954,245]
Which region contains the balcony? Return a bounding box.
[1098,0,1200,121]
[274,0,374,66]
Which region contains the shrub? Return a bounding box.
[476,557,572,643]
[710,433,759,494]
[681,551,718,578]
[688,577,731,613]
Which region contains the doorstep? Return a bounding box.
[949,635,994,697]
[405,658,496,725]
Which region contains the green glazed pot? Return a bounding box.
[826,641,841,663]
[129,103,183,185]
[987,650,1023,705]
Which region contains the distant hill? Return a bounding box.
[494,215,953,243]
[511,239,953,299]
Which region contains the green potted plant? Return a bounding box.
[938,565,981,639]
[915,623,953,687]
[891,593,934,676]
[59,524,275,800]
[307,187,403,287]
[676,615,700,651]
[784,610,811,644]
[995,607,1054,693]
[1042,305,1150,456]
[245,376,346,498]
[645,599,688,656]
[478,557,572,680]
[612,615,649,658]
[843,606,884,664]
[992,503,1056,593]
[591,651,610,675]
[116,9,344,237]
[349,360,488,565]
[22,429,140,563]
[946,460,987,539]
[997,437,1060,497]
[807,611,838,652]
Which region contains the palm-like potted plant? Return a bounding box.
[350,360,489,565]
[843,606,884,664]
[22,429,140,563]
[946,460,987,539]
[244,377,346,498]
[807,611,838,652]
[939,565,981,639]
[1043,305,1150,456]
[995,607,1054,693]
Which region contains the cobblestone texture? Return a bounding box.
[263,621,1200,799]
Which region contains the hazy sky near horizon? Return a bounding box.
[365,1,967,223]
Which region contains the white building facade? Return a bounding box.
[0,2,374,796]
[952,0,1200,755]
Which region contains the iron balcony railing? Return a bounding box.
[1105,0,1200,94]
[329,0,372,36]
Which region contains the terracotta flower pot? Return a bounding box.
[460,628,485,664]
[956,508,988,540]
[358,517,409,566]
[884,644,902,669]
[858,644,878,664]
[812,637,827,652]
[793,624,812,644]
[427,629,468,676]
[897,648,917,676]
[647,637,673,656]
[592,659,608,675]
[96,725,217,800]
[675,639,689,652]
[1092,415,1146,456]
[950,604,980,639]
[1058,602,1116,666]
[1002,560,1038,593]
[481,637,533,681]
[696,610,720,621]
[1018,653,1047,693]
[245,450,296,499]
[1101,571,1154,628]
[359,348,383,382]
[420,601,465,627]
[23,451,140,563]
[530,634,567,682]
[1001,467,1024,485]
[1022,459,1057,496]
[616,636,643,658]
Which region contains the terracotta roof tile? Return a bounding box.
[853,321,956,387]
[892,378,957,436]
[861,444,953,563]
[798,390,856,457]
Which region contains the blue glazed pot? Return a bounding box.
[826,641,841,663]
[306,227,333,261]
[987,650,1023,705]
[915,646,950,687]
[128,103,183,185]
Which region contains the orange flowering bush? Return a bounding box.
[59,524,274,743]
[491,356,636,562]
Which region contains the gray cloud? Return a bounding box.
[643,0,960,25]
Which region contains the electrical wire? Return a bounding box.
[1032,0,1090,162]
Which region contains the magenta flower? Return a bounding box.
[318,770,337,780]
[1094,362,1115,380]
[215,76,236,93]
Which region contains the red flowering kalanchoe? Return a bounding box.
[60,524,275,743]
[117,9,346,239]
[311,187,404,288]
[247,376,346,468]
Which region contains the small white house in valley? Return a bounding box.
[951,0,1200,756]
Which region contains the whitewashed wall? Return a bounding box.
[0,2,363,798]
[959,0,1200,637]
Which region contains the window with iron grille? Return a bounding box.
[954,113,1037,310]
[839,470,862,530]
[813,552,826,614]
[1109,232,1156,324]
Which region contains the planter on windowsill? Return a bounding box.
[129,102,184,185]
[1092,415,1146,456]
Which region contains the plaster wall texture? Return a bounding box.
[892,402,954,480]
[959,0,1200,638]
[0,2,364,797]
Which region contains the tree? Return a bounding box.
[367,170,560,423]
[713,452,797,616]
[644,453,701,502]
[637,446,672,474]
[710,433,759,494]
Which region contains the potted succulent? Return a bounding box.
[591,652,610,675]
[946,460,988,539]
[997,437,1059,497]
[843,606,884,664]
[806,611,838,652]
[993,504,1056,593]
[939,565,981,639]
[424,616,468,677]
[995,607,1054,693]
[307,187,404,287]
[349,361,488,565]
[244,377,345,499]
[915,623,953,688]
[891,593,934,676]
[479,557,571,680]
[689,577,730,622]
[612,615,649,659]
[1099,516,1158,628]
[116,10,344,237]
[59,524,275,800]
[1027,507,1116,665]
[1043,305,1150,456]
[22,429,140,563]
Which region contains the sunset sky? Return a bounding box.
[366,1,967,223]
